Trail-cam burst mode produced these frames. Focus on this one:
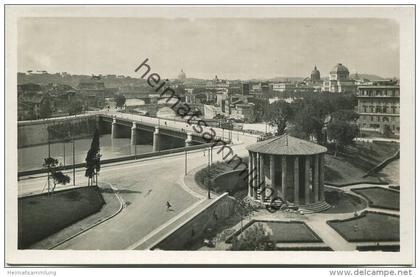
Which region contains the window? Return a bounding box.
[383,106,387,113]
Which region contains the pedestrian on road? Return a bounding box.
[166,201,172,211]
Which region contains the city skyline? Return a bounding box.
[18,17,399,80]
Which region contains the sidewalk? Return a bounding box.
[130,198,211,250]
[128,169,220,250]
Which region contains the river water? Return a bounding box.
[18,134,153,172]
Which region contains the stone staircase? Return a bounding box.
[250,195,331,214]
[297,201,331,214]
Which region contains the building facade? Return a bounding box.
[322,63,356,93]
[356,84,400,135]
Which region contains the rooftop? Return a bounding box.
[246,134,327,155]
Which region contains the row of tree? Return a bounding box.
[37,98,84,119]
[42,128,101,193]
[264,93,359,154]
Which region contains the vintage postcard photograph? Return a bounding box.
[4,5,415,266]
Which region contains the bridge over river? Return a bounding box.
[18,112,235,173]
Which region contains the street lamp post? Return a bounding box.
[184,149,187,176]
[207,147,211,199]
[210,146,213,165]
[72,137,75,186]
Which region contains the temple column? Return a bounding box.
[253,152,259,200]
[313,155,319,202]
[259,153,265,203]
[319,154,325,201]
[269,155,275,202]
[281,156,287,201]
[294,156,299,206]
[248,152,254,198]
[130,122,137,145]
[153,127,160,152]
[185,132,193,147]
[312,155,319,202]
[304,156,310,204]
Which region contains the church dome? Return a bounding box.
[330,63,349,74]
[178,69,186,81]
[310,65,321,81]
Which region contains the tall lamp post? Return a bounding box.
[184,149,188,176]
[207,147,211,199]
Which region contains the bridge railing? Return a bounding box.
[18,142,216,177]
[100,111,259,142]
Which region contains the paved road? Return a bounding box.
[19,112,258,250]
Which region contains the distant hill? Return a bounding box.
[249,77,305,83]
[350,73,386,80]
[17,72,150,88]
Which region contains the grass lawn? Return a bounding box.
[195,158,248,193]
[327,211,399,242]
[18,186,105,249]
[342,142,399,171]
[323,188,367,214]
[324,141,398,186]
[236,220,322,243]
[352,187,399,210]
[325,155,382,186]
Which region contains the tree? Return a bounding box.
[42,157,70,193]
[266,101,294,136]
[252,98,269,122]
[231,223,274,250]
[327,120,359,156]
[330,109,359,122]
[114,94,126,109]
[383,125,393,138]
[85,129,101,186]
[68,100,83,115]
[39,98,52,118]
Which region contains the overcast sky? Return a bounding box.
[18,17,399,79]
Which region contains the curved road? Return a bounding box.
[18,112,257,250]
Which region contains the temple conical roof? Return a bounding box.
[246,134,327,155]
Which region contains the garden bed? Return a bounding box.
[18,186,105,249]
[226,220,322,244]
[351,187,399,211]
[323,188,367,214]
[327,211,399,242]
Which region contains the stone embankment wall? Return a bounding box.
[213,169,248,194]
[18,115,98,148]
[152,193,236,250]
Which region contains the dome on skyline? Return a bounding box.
[310,65,321,81]
[330,63,349,74]
[178,69,186,81]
